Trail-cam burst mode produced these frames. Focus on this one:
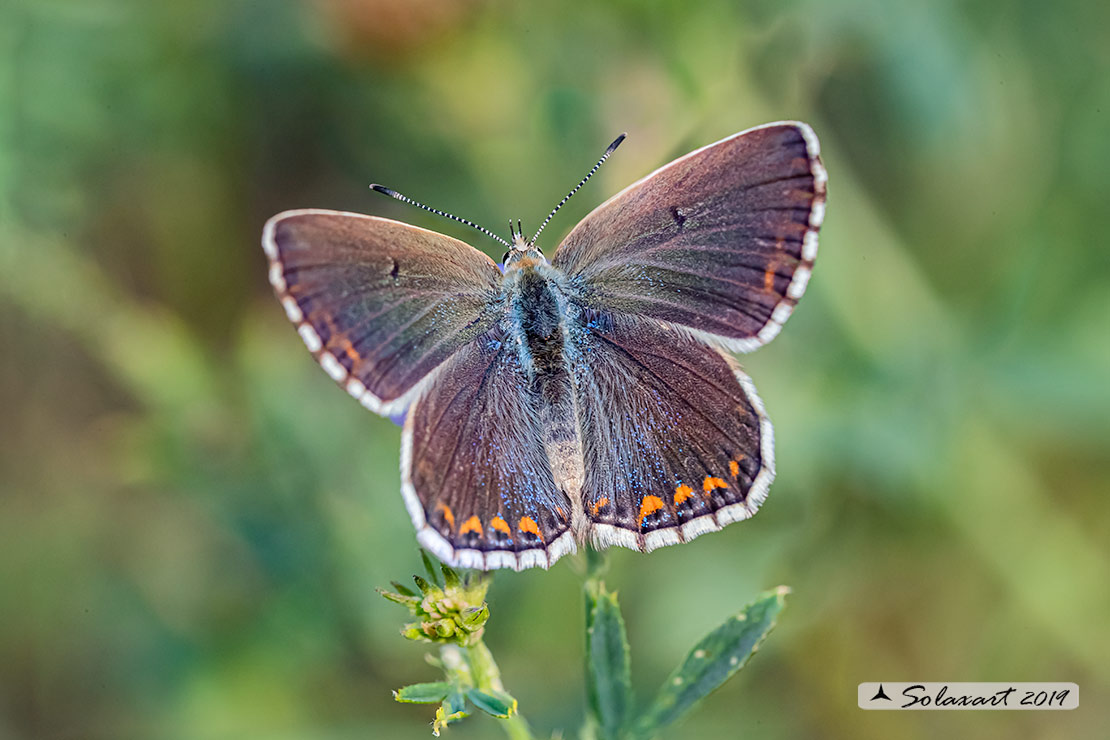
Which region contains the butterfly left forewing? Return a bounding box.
[567,311,774,552]
[553,122,826,352]
[263,209,502,415]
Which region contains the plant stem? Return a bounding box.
[585,546,609,583]
[495,709,536,740]
[467,640,536,740]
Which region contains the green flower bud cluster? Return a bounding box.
[379,551,491,647]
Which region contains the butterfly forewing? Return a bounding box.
[565,311,773,551]
[402,326,576,570]
[263,210,502,414]
[553,122,825,352]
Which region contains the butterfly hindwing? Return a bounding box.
[402,326,576,570]
[553,122,825,352]
[566,310,773,551]
[263,209,502,414]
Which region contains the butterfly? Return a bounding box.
[262,121,826,571]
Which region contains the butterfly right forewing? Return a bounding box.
[553,122,826,353]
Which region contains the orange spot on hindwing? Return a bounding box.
[490,515,511,535]
[460,515,483,536]
[674,485,694,505]
[591,497,609,516]
[518,516,542,540]
[638,495,666,526]
[729,460,740,478]
[703,477,727,494]
[437,503,455,529]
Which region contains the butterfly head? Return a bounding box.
[502,219,547,270]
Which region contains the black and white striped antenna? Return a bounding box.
[370,184,511,248]
[529,133,626,246]
[371,133,626,251]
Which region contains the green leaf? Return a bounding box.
[443,690,467,716]
[432,705,467,736]
[393,681,452,704]
[412,574,435,596]
[633,586,789,738]
[390,580,417,597]
[377,587,419,607]
[432,690,469,736]
[421,550,442,586]
[466,688,517,718]
[440,561,461,589]
[584,579,632,740]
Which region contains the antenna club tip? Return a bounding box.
[607,133,627,153]
[370,184,397,197]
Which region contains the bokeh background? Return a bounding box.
[3,0,1108,738]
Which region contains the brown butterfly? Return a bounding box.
[263,122,826,570]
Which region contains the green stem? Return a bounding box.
[467,640,536,740]
[466,641,503,690]
[493,708,536,740]
[585,546,609,583]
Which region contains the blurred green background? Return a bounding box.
[3,0,1108,738]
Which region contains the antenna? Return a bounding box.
[529,133,626,246]
[370,184,511,248]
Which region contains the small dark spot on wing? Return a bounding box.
[670,206,687,230]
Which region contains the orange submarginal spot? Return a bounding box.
[330,333,361,364]
[590,496,610,516]
[729,460,740,478]
[674,484,694,505]
[637,495,665,526]
[763,262,778,293]
[321,313,342,336]
[460,515,483,537]
[437,503,455,529]
[490,515,511,535]
[703,477,728,494]
[518,516,543,540]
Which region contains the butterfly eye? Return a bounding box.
[501,250,511,264]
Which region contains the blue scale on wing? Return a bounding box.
[566,310,765,539]
[405,325,572,556]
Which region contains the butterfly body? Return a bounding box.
[499,260,590,540]
[264,122,826,570]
